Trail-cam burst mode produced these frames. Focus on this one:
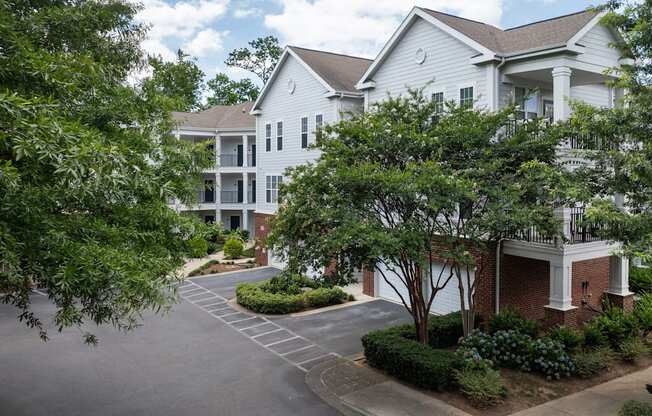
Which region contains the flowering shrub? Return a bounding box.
[458,330,574,380]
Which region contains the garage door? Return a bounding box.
[267,249,287,269]
[377,261,473,315]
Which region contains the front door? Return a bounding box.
[237,144,244,167]
[237,180,244,203]
[230,215,240,230]
[204,179,214,202]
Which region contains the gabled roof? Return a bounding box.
[252,46,372,112]
[420,8,599,55]
[172,101,255,130]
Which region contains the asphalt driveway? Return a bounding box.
[0,267,411,416]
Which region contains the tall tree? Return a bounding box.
[557,1,652,262]
[141,49,206,112]
[268,90,569,342]
[0,0,212,343]
[225,36,282,84]
[206,73,259,106]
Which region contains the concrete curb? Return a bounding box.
[305,358,370,416]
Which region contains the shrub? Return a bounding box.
[582,321,609,348]
[619,337,646,362]
[489,308,538,337]
[548,326,583,352]
[263,272,319,294]
[571,347,615,378]
[454,366,506,407]
[390,312,464,349]
[458,330,574,379]
[635,293,652,333]
[304,287,348,308]
[188,236,208,258]
[619,401,652,416]
[589,308,640,349]
[362,328,462,391]
[630,267,652,295]
[236,282,304,314]
[242,246,255,258]
[223,237,244,259]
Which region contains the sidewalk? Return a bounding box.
[307,358,652,416]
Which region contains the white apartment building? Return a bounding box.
[171,102,256,236]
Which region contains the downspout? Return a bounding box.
[495,238,505,314]
[495,56,506,111]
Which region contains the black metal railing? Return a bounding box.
[502,118,611,151]
[507,206,606,245]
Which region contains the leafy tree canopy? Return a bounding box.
[206,73,259,106]
[0,0,212,343]
[225,36,282,84]
[268,90,572,342]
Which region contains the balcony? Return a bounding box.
[219,153,256,168]
[508,206,606,245]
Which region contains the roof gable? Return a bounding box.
[172,101,255,130]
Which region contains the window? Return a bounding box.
[266,175,283,203]
[515,87,539,120]
[459,87,474,108]
[315,114,323,130]
[265,123,271,152]
[432,92,444,114]
[301,116,308,148]
[276,121,283,151]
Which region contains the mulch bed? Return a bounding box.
[189,262,256,276]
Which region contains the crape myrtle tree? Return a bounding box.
[0,0,212,344]
[268,90,572,342]
[554,0,652,263]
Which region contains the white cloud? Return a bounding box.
[136,0,230,59]
[264,0,504,58]
[183,29,229,57]
[233,8,261,18]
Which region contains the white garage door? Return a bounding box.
[377,261,473,315]
[267,249,287,269]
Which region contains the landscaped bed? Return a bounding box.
[188,259,256,277]
[362,298,652,415]
[236,272,354,314]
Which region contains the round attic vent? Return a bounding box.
[415,47,426,65]
[287,79,296,94]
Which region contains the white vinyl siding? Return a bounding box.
[300,116,308,148]
[575,24,622,69]
[366,17,487,109]
[571,84,612,108]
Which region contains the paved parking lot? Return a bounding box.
[0,268,411,416]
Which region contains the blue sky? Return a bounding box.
[135,0,605,84]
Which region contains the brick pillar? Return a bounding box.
[605,292,635,313]
[544,306,579,329]
[362,267,375,297]
[254,213,272,266]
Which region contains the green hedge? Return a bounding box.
[362,327,461,391]
[619,401,652,416]
[236,283,305,314]
[387,312,464,349]
[631,267,652,295]
[304,287,348,308]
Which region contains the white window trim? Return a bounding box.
[426,85,446,113]
[314,113,324,141]
[457,83,476,109]
[275,119,284,152]
[300,114,309,149]
[265,173,283,204]
[264,122,272,152]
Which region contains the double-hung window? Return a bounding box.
[266,175,282,204]
[276,121,283,151]
[265,123,272,152]
[433,92,444,114]
[315,114,323,142]
[459,87,474,108]
[300,116,308,149]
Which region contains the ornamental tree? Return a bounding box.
[0,0,212,343]
[268,90,571,342]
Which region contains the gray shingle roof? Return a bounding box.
[420,8,599,55]
[288,46,372,94]
[172,101,255,130]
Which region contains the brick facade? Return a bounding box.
[606,292,635,313]
[254,213,275,266]
[362,268,374,296]
[572,257,610,323]
[500,255,550,321]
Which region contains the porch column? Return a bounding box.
[242,172,248,204]
[215,172,222,224]
[545,257,578,327]
[215,134,221,168]
[242,209,248,233]
[607,256,634,312]
[552,66,572,121]
[554,207,572,245]
[242,135,248,167]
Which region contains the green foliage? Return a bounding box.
[304,287,348,308]
[382,312,464,349]
[262,271,319,294]
[548,326,583,352]
[635,293,652,333]
[0,0,212,342]
[362,327,462,391]
[141,50,205,112]
[188,236,209,258]
[454,366,507,408]
[223,237,244,259]
[225,36,282,84]
[582,321,609,348]
[572,347,616,378]
[489,309,539,337]
[206,73,259,106]
[242,246,255,258]
[631,267,652,295]
[236,282,305,314]
[268,88,568,342]
[187,260,220,277]
[458,330,575,379]
[619,337,647,362]
[619,401,652,416]
[588,308,641,349]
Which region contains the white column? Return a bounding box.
[485,63,498,112]
[554,207,572,245]
[609,256,632,296]
[242,209,248,233]
[548,257,575,310]
[243,172,248,204]
[215,134,221,168]
[242,135,248,167]
[552,66,572,121]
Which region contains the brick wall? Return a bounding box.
[572,256,610,323]
[362,268,374,296]
[500,255,549,321]
[254,213,275,266]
